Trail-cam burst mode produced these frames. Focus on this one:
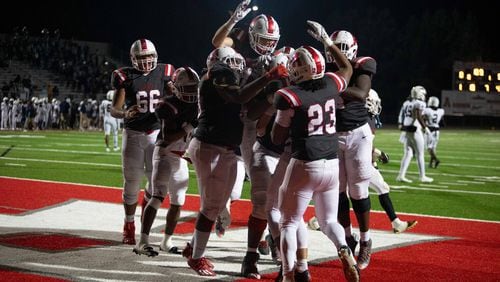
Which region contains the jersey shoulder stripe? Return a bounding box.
[325,72,347,92]
[277,88,302,107]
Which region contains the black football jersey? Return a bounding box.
[111,63,174,132]
[155,95,198,145]
[193,62,243,148]
[273,72,347,161]
[330,56,377,132]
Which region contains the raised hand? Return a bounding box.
[266,64,289,81]
[306,20,333,46]
[230,0,252,23]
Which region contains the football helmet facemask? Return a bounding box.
[172,67,200,103]
[249,14,280,56]
[288,46,325,84]
[326,30,358,63]
[130,39,158,73]
[411,85,427,101]
[366,89,382,115]
[206,46,246,73]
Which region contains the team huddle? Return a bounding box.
[107,1,443,281]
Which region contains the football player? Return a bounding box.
[271,21,359,282]
[326,30,375,269]
[182,46,288,277]
[422,96,445,168]
[396,86,433,183]
[110,38,175,245]
[100,90,120,152]
[133,67,199,257]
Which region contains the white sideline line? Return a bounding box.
[396,186,500,196]
[379,168,500,181]
[0,145,116,155]
[439,182,467,186]
[418,184,449,188]
[0,157,121,168]
[24,263,165,276]
[457,180,486,184]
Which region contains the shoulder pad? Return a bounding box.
[353,56,376,75]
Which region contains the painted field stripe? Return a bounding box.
[379,168,500,180]
[75,276,137,282]
[439,182,467,186]
[396,186,500,196]
[0,157,121,168]
[5,163,26,167]
[457,180,486,184]
[0,146,120,156]
[418,184,449,188]
[23,263,164,276]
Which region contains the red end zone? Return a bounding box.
[1,176,500,281]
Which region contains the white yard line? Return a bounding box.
[457,180,486,184]
[24,263,165,276]
[0,156,121,168]
[395,186,500,196]
[4,162,26,167]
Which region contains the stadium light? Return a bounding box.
[466,73,472,80]
[458,70,464,79]
[469,83,476,92]
[252,5,259,11]
[485,84,490,92]
[458,83,463,91]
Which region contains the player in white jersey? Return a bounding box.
[1,97,9,130]
[10,99,20,130]
[396,86,433,183]
[101,90,120,152]
[422,96,445,168]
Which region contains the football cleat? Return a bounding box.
[258,240,270,256]
[122,221,136,245]
[113,146,120,152]
[396,176,413,183]
[346,233,359,256]
[241,252,261,279]
[307,216,321,231]
[378,151,390,164]
[188,257,216,276]
[420,176,434,183]
[160,237,181,254]
[182,242,193,259]
[133,243,159,257]
[215,216,226,238]
[357,239,372,270]
[393,220,418,234]
[338,246,360,282]
[106,147,110,152]
[294,269,312,282]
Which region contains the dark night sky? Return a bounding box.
[1,0,497,117]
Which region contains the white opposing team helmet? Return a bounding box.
[130,39,158,73]
[288,46,325,84]
[269,52,290,69]
[172,67,200,103]
[366,89,382,115]
[248,14,280,55]
[327,30,358,63]
[274,46,295,58]
[427,96,439,108]
[411,85,427,101]
[206,46,246,73]
[106,90,115,101]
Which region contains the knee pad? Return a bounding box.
[351,197,371,214]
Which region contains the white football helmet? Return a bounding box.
[106,90,114,101]
[172,67,200,103]
[427,96,439,108]
[326,30,358,63]
[269,52,290,69]
[206,46,246,73]
[274,46,295,58]
[366,89,382,115]
[288,46,325,84]
[130,39,158,73]
[248,14,280,55]
[411,85,427,101]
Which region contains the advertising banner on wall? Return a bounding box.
[441,90,500,117]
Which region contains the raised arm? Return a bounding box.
[212,0,252,48]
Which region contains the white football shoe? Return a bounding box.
[396,176,412,183]
[420,176,434,183]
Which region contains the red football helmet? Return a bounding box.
[130,39,158,72]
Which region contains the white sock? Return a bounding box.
[360,230,371,242]
[296,259,308,273]
[139,233,149,245]
[162,234,173,248]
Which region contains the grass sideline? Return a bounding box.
[0,129,499,222]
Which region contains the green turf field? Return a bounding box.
[1,129,499,221]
